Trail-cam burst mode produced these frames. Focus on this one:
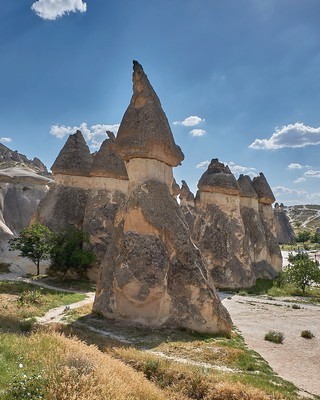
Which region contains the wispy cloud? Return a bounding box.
[294,177,306,184]
[173,115,205,127]
[31,0,87,20]
[249,122,320,150]
[190,129,206,137]
[304,170,320,178]
[0,137,12,144]
[50,122,120,149]
[196,160,210,169]
[288,163,302,169]
[272,186,308,196]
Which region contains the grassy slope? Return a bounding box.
[0,280,317,400]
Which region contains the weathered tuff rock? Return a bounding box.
[238,174,281,279]
[51,130,93,177]
[274,203,296,244]
[94,62,232,334]
[37,131,92,231]
[180,180,195,205]
[0,167,50,240]
[188,160,254,289]
[83,136,129,278]
[112,61,184,167]
[252,173,275,205]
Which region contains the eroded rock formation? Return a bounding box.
[274,203,296,244]
[36,130,92,231]
[188,160,254,289]
[93,61,232,334]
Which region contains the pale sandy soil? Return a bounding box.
[223,295,320,397]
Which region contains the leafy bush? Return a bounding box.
[50,227,96,278]
[19,318,36,333]
[264,331,284,344]
[296,231,311,243]
[301,330,315,339]
[291,304,301,309]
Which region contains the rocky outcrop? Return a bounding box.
[36,131,92,231]
[93,62,232,334]
[0,168,51,239]
[251,173,282,277]
[189,160,254,289]
[274,203,296,244]
[0,143,50,177]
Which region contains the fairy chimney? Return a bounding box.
[94,62,232,334]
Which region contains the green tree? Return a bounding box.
[310,231,320,244]
[285,252,320,294]
[296,230,311,243]
[50,227,96,278]
[9,223,53,276]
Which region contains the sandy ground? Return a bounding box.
[223,295,320,397]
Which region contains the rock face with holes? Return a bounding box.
[36,130,92,231]
[274,203,296,244]
[93,61,232,334]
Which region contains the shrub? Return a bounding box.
[291,304,301,309]
[17,289,43,306]
[19,318,36,333]
[50,227,96,278]
[264,331,284,344]
[238,290,248,296]
[301,330,315,339]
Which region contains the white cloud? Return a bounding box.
[304,170,320,178]
[272,186,308,197]
[288,163,303,169]
[0,137,12,144]
[196,160,210,169]
[225,161,257,178]
[50,122,120,149]
[173,115,205,127]
[31,0,87,20]
[294,177,306,184]
[249,122,320,150]
[190,129,206,137]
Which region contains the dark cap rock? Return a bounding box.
[51,130,92,177]
[237,174,258,199]
[252,173,275,204]
[90,136,128,180]
[113,61,184,167]
[198,159,240,195]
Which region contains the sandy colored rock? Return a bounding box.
[113,61,184,167]
[237,174,258,199]
[51,130,92,177]
[180,180,195,204]
[94,180,232,334]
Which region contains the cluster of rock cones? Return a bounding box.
[36,61,283,335]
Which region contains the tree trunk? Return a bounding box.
[37,260,40,276]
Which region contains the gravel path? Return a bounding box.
[223,295,320,397]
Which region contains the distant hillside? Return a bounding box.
[285,204,320,231]
[0,143,50,177]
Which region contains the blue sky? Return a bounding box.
[1,0,320,205]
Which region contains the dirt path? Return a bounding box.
[223,295,320,397]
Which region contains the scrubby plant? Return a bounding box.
[301,330,315,339]
[264,331,284,344]
[50,227,96,278]
[17,289,43,306]
[291,304,301,309]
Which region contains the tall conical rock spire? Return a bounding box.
[51,130,92,176]
[113,61,184,167]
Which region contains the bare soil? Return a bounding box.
[223,295,320,397]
